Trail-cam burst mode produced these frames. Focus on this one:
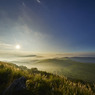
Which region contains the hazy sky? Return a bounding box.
[0,0,95,53]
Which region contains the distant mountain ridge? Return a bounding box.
[70,57,95,63]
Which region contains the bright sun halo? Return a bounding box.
[16,45,20,49]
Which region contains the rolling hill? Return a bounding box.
[31,57,95,82]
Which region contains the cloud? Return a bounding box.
[19,54,37,57]
[22,2,26,7]
[36,0,41,3]
[0,42,14,50]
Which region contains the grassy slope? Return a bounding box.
[31,58,95,82]
[0,61,95,95]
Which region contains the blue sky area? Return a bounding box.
[0,0,95,53]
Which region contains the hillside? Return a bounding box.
[31,58,95,82]
[0,61,95,95]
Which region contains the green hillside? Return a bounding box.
[31,58,95,82]
[0,61,95,95]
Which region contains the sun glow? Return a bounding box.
[16,45,20,49]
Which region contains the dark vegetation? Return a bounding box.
[0,61,95,95]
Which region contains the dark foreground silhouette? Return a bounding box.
[3,76,26,95]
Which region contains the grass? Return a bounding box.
[0,61,95,95]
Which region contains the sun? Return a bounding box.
[16,45,21,49]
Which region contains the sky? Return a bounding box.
[0,0,95,55]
